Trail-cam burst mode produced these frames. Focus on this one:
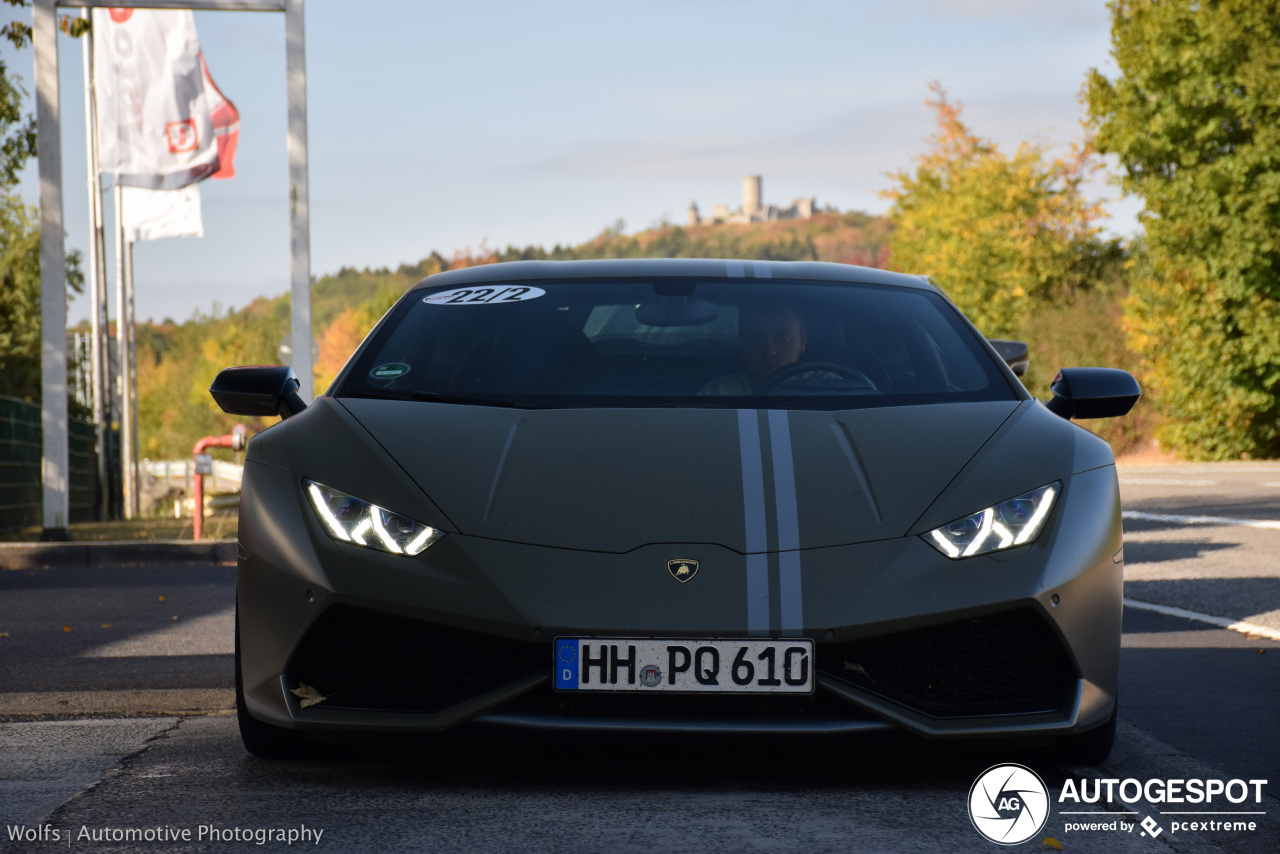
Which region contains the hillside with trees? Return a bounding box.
[122,202,1145,461]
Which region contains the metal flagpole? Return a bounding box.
[34,0,68,539]
[287,0,312,402]
[81,8,108,520]
[126,239,139,519]
[114,185,135,520]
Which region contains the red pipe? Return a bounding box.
[192,424,246,540]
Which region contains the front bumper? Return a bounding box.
[237,462,1123,739]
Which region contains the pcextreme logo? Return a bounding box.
[968,766,1270,845]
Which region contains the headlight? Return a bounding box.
[304,480,444,556]
[923,482,1059,559]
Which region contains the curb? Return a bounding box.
[0,540,237,570]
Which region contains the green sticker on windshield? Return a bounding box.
[370,362,411,380]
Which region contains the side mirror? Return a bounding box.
[1044,367,1141,420]
[210,365,307,420]
[988,339,1029,377]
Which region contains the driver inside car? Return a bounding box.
[700,301,815,395]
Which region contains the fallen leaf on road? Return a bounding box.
[290,683,328,709]
[158,595,166,601]
[63,625,71,632]
[172,615,179,621]
[101,624,112,628]
[0,633,8,638]
[1043,838,1064,850]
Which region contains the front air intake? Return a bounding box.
[816,609,1077,718]
[286,605,545,713]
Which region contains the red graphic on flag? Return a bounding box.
[165,119,199,153]
[199,53,240,179]
[108,9,133,23]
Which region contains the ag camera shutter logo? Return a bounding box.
[968,764,1050,845]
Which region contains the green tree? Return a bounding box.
[0,192,85,402]
[0,1,87,404]
[1085,0,1280,459]
[882,84,1107,339]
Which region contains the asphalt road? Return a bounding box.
[0,461,1277,853]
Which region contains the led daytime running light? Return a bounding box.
[923,482,1059,560]
[304,480,443,557]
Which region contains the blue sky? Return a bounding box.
[3,0,1136,325]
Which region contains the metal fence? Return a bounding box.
[0,395,101,532]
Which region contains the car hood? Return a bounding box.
[339,399,1021,553]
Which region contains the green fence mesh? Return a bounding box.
[0,396,100,531]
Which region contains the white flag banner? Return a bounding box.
[94,8,219,188]
[121,185,204,242]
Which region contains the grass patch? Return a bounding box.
[1,510,237,542]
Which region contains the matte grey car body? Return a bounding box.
[216,259,1138,759]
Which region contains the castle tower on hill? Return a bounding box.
[687,176,816,226]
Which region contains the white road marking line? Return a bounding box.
[1119,478,1217,486]
[1117,464,1280,473]
[1122,510,1280,530]
[1123,598,1280,642]
[1262,482,1280,488]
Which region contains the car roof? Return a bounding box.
[411,258,937,292]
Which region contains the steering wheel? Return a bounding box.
[756,361,879,394]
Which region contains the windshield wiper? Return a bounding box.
[341,388,519,408]
[408,391,518,408]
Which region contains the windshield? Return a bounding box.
[334,278,1018,410]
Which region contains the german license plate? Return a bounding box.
[553,638,814,694]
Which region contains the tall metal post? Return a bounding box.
[286,0,312,401]
[81,9,108,520]
[34,0,69,539]
[114,185,135,519]
[126,240,140,518]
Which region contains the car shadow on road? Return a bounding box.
[269,724,1086,794]
[0,564,236,694]
[1122,539,1239,564]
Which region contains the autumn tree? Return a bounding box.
[1085,0,1280,459]
[882,84,1107,339]
[313,301,390,393]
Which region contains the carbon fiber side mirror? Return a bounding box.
[210,365,307,420]
[1045,367,1141,420]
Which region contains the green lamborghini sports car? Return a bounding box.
[211,259,1140,759]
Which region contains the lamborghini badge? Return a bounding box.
[668,559,699,582]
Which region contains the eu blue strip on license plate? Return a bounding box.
[554,638,814,694]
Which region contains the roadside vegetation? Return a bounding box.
[6,509,237,542]
[3,0,1277,496]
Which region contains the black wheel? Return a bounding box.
[1055,702,1117,766]
[756,360,878,393]
[235,605,306,759]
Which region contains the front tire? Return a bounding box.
[235,605,306,759]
